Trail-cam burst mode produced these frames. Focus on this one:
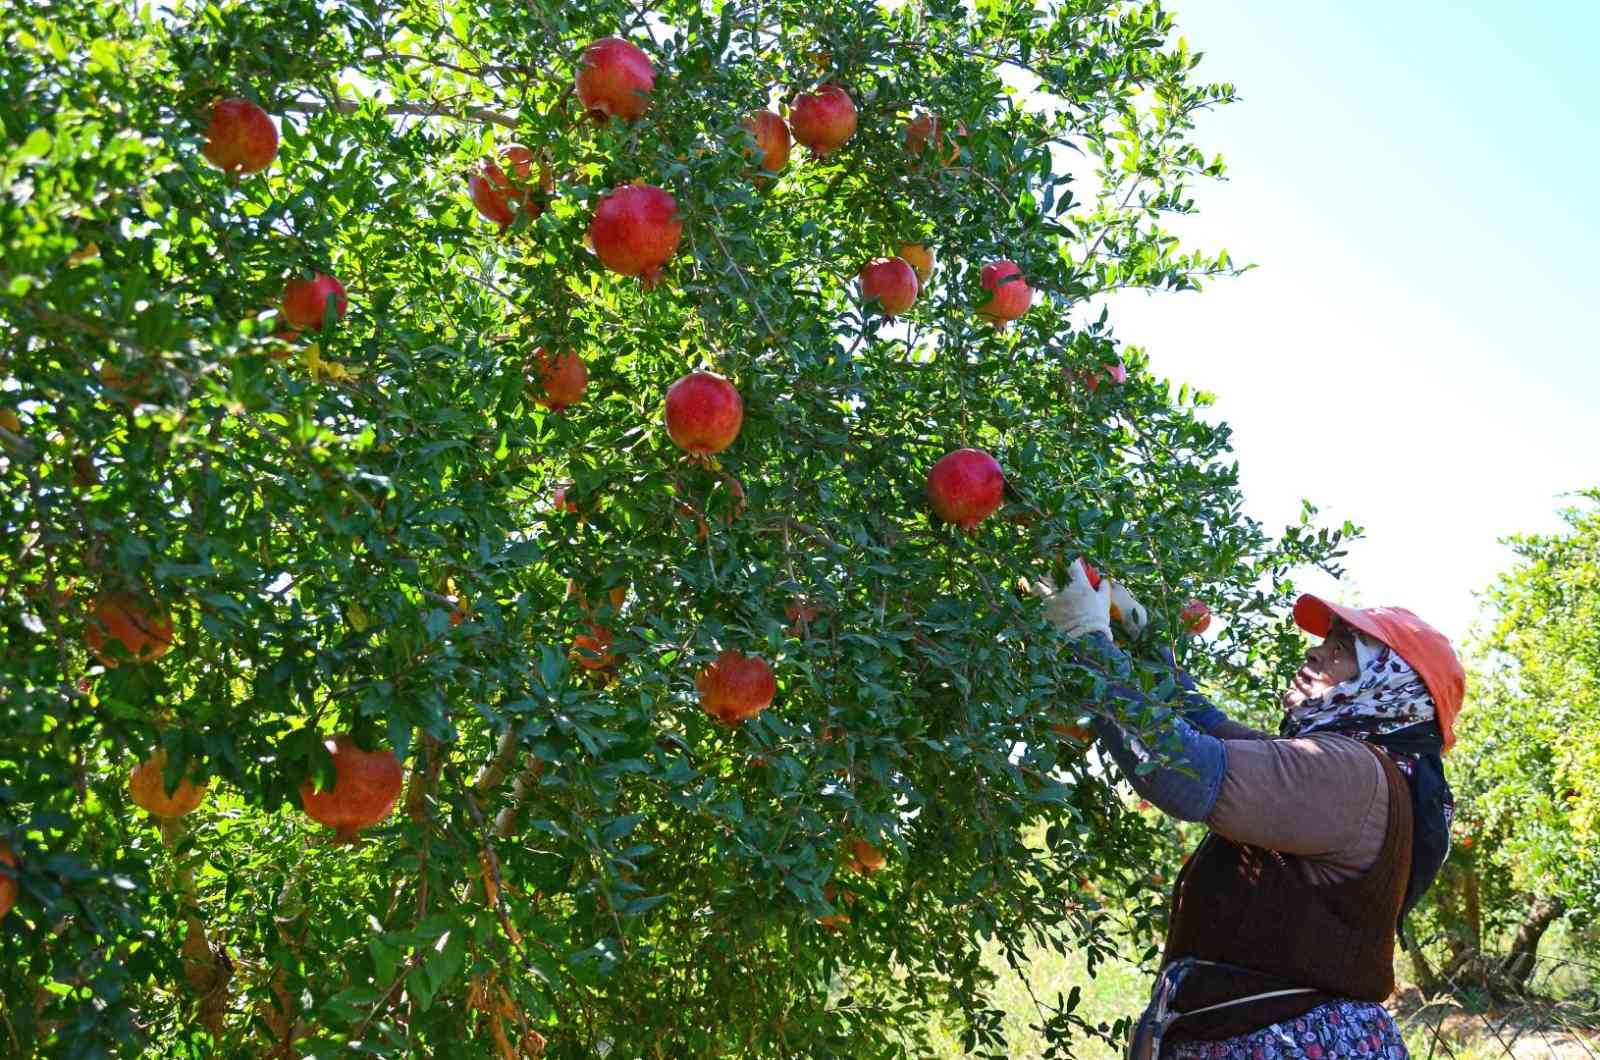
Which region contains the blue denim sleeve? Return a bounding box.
[1160,646,1231,734]
[1075,634,1228,821]
[1091,710,1227,823]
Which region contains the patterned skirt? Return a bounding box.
[1164,999,1409,1060]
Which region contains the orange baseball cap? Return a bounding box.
[1292,595,1466,752]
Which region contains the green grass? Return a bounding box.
[918,939,1149,1059]
[910,939,1598,1059]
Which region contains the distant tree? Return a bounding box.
[1409,492,1600,998]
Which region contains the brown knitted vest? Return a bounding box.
[1160,743,1413,1043]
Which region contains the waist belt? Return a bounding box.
[1126,958,1319,1060]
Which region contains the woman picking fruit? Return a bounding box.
[1027,562,1463,1060]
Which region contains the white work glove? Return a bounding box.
[1107,579,1149,638]
[1023,558,1112,640]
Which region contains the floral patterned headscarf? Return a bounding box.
[1280,629,1438,751]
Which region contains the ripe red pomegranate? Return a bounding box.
[576,37,655,122]
[786,598,819,636]
[665,371,743,455]
[589,184,682,288]
[858,257,919,317]
[281,273,348,331]
[904,112,963,164]
[86,591,173,666]
[0,844,15,920]
[1181,599,1212,635]
[817,882,856,929]
[530,348,587,411]
[298,734,405,842]
[789,85,857,155]
[744,110,791,173]
[898,242,934,283]
[468,144,544,229]
[978,260,1032,326]
[697,649,776,723]
[846,837,887,874]
[570,625,616,670]
[201,98,278,175]
[926,448,1005,531]
[1052,722,1094,744]
[129,749,208,818]
[567,580,627,617]
[1082,358,1128,392]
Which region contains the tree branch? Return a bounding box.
[283,97,518,130]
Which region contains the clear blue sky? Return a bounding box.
[1095,0,1600,646]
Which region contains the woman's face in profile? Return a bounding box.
[1282,621,1361,711]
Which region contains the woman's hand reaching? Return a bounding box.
[1023,558,1148,641]
[1023,558,1111,639]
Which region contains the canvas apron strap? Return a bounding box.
[1126,958,1318,1060]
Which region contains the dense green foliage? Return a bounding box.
[1411,493,1600,992]
[0,0,1350,1055]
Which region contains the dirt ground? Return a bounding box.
[1391,985,1600,1059]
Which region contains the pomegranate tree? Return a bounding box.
[588,183,682,288]
[926,448,1005,531]
[11,3,1335,1054]
[281,273,348,331]
[576,37,655,121]
[200,97,277,175]
[128,750,208,818]
[789,85,857,155]
[298,735,405,842]
[665,371,743,455]
[696,650,775,723]
[858,256,919,317]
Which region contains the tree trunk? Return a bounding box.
[1407,939,1445,998]
[1499,894,1566,992]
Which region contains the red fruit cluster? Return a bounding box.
[201,98,278,175]
[978,259,1032,326]
[531,348,588,411]
[468,144,547,230]
[577,37,656,122]
[0,845,15,920]
[927,448,1006,532]
[1180,599,1212,635]
[281,273,348,332]
[790,85,858,155]
[85,591,173,667]
[697,650,776,723]
[589,183,683,289]
[859,257,920,317]
[298,734,405,842]
[745,111,792,173]
[665,371,743,456]
[129,749,208,819]
[904,112,964,165]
